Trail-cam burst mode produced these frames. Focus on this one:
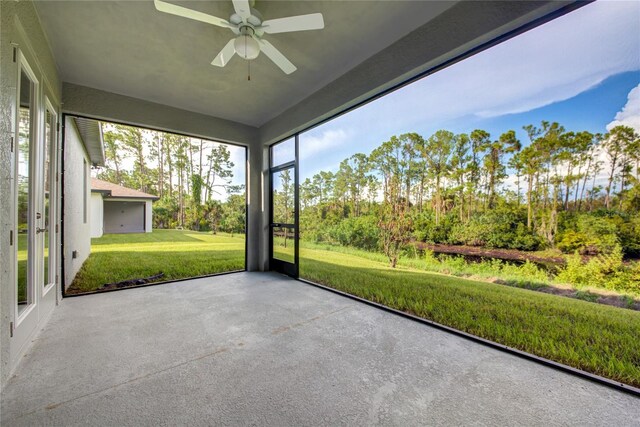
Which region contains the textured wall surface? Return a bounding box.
[0,1,62,390]
[62,83,258,147]
[63,117,91,289]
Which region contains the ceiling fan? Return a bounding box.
[154,0,325,74]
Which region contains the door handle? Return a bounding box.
[36,227,47,234]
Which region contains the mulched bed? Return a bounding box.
[492,279,640,311]
[97,273,165,291]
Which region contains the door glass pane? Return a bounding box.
[272,168,295,224]
[271,137,295,167]
[273,227,295,263]
[17,70,33,314]
[44,109,53,287]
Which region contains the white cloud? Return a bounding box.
[500,83,640,194]
[299,128,351,160]
[355,0,640,132]
[607,83,640,131]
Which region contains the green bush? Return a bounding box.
[556,214,620,255]
[556,247,640,295]
[618,216,640,257]
[412,211,457,244]
[328,215,380,251]
[448,210,543,251]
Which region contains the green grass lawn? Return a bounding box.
[17,233,50,305]
[273,235,295,263]
[67,229,245,293]
[299,242,640,388]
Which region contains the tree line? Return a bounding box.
[289,122,640,267]
[98,124,245,235]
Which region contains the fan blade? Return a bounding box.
[256,38,296,74]
[211,39,236,67]
[154,0,231,29]
[232,0,251,21]
[261,13,324,34]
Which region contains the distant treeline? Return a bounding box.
[273,122,640,266]
[97,124,245,235]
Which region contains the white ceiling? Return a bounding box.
[35,1,456,127]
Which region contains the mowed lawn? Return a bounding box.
[68,230,245,293]
[299,244,640,388]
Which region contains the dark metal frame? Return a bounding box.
[268,137,299,278]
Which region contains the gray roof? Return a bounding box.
[91,178,159,200]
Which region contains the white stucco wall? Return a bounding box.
[145,200,153,233]
[90,193,103,238]
[63,116,91,289]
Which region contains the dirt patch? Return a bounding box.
[417,243,567,265]
[596,295,640,310]
[528,284,638,311]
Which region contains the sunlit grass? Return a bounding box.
[299,243,640,388]
[68,229,245,293]
[273,235,295,263]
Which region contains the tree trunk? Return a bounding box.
[605,165,616,209]
[578,156,592,211]
[435,175,441,226]
[527,174,533,229]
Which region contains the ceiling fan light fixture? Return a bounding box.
[234,34,260,60]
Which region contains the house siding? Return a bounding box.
[63,117,92,289]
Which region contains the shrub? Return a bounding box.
[328,215,380,251]
[447,210,543,251]
[556,246,639,295]
[618,216,640,257]
[412,211,457,244]
[556,214,620,255]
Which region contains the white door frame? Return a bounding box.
[10,49,42,363]
[40,96,59,317]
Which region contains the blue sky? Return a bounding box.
[299,0,640,182]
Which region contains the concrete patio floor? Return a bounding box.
[1,271,638,426]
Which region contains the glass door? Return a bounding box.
[41,99,58,314]
[12,52,41,351]
[270,138,298,277]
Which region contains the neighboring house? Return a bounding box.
[63,116,104,291]
[91,179,159,238]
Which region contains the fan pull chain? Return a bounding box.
[245,35,251,81]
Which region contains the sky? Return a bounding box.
[298,0,640,185]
